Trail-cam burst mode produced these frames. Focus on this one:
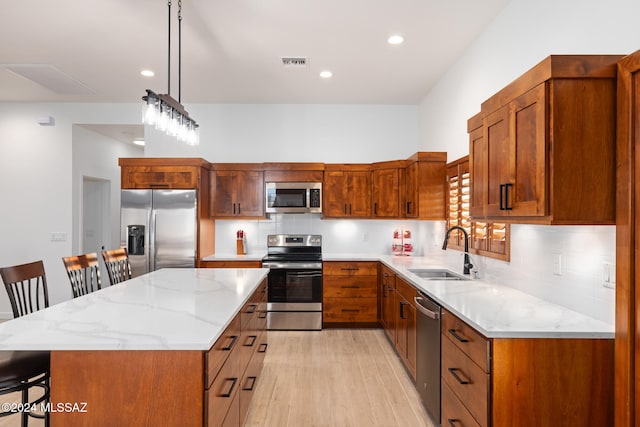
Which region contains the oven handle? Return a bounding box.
[262,262,323,270]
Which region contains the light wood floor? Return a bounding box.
[0,329,434,427]
[244,329,435,427]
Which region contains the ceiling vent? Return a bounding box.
[281,57,309,68]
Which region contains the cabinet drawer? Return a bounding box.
[442,334,489,426]
[323,261,378,276]
[441,309,490,372]
[323,297,377,322]
[200,260,263,268]
[121,166,199,189]
[396,276,417,302]
[323,276,377,297]
[205,346,242,427]
[206,315,241,388]
[441,381,482,427]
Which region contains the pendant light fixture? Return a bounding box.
[142,0,199,145]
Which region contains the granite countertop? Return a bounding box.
[0,268,269,351]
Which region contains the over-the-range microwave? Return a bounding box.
[265,182,322,214]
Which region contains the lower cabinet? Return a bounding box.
[394,277,417,380]
[206,279,268,427]
[441,308,614,427]
[322,261,378,325]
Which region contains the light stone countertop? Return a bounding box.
[325,253,614,339]
[201,253,266,261]
[0,268,269,351]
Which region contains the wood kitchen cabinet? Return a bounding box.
[200,260,263,268]
[371,161,402,218]
[469,55,623,224]
[207,280,268,427]
[322,261,378,326]
[323,165,371,218]
[118,158,214,267]
[379,264,396,344]
[403,152,447,219]
[210,164,264,218]
[395,277,417,380]
[440,308,614,427]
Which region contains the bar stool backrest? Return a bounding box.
[62,252,102,298]
[0,260,50,318]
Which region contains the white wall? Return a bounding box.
[145,104,420,163]
[0,103,140,318]
[416,0,640,323]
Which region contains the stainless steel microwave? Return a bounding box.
[265,182,322,214]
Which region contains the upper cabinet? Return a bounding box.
[323,164,371,218]
[371,161,402,218]
[119,157,209,190]
[210,164,264,218]
[403,152,447,219]
[469,55,624,224]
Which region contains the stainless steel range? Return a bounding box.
[262,234,322,330]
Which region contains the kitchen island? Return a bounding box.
[0,268,269,426]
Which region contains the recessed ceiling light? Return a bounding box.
[387,35,404,45]
[320,70,333,79]
[132,139,145,146]
[140,70,155,77]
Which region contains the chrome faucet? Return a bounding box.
[442,226,473,275]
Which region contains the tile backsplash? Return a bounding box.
[213,215,615,324]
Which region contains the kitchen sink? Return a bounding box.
[408,268,470,281]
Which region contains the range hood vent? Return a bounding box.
[281,57,308,68]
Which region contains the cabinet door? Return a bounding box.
[404,162,418,217]
[211,171,237,216]
[323,171,349,217]
[235,171,264,217]
[484,105,511,217]
[469,124,487,218]
[381,268,396,343]
[372,168,400,217]
[348,171,372,217]
[509,83,547,216]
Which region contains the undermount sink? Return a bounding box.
[408,268,470,281]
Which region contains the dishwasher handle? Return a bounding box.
[414,296,440,320]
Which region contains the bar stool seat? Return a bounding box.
[0,351,49,388]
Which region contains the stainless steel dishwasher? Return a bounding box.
[414,291,441,424]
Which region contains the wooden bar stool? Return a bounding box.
[101,247,132,285]
[0,260,51,426]
[61,252,102,298]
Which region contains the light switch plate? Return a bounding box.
[552,253,562,276]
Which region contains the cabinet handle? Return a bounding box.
[220,377,238,398]
[341,309,360,313]
[349,204,353,215]
[406,201,412,214]
[448,368,470,385]
[399,301,409,319]
[245,304,257,314]
[341,285,360,288]
[448,328,469,343]
[222,335,238,351]
[504,183,513,210]
[233,203,237,215]
[238,203,241,214]
[242,376,257,391]
[374,203,377,215]
[259,311,267,319]
[499,184,505,210]
[258,343,268,353]
[344,204,347,215]
[448,419,461,427]
[244,335,257,347]
[340,267,359,272]
[150,183,170,188]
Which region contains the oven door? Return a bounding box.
[267,267,322,306]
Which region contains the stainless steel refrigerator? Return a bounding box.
[120,189,197,277]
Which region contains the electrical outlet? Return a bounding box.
[50,232,67,242]
[552,253,562,276]
[603,263,615,289]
